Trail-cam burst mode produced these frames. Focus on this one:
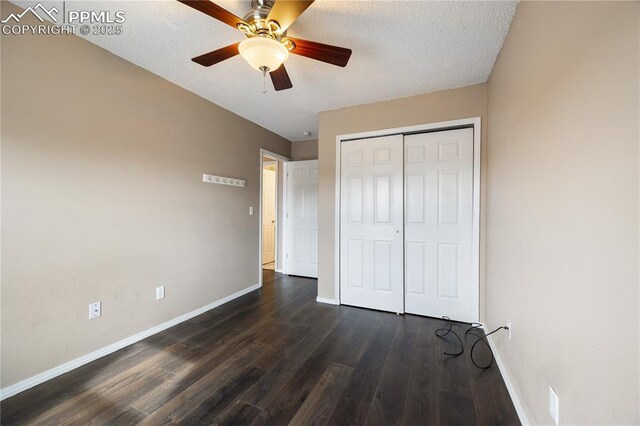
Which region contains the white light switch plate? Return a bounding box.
[549,386,559,425]
[249,206,254,215]
[156,286,165,300]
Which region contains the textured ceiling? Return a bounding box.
[11,0,517,141]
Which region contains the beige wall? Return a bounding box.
[317,84,488,306]
[291,139,318,161]
[485,1,639,424]
[0,2,290,388]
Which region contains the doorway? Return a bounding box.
[262,160,277,270]
[259,149,289,285]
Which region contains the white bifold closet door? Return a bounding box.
[286,160,319,278]
[340,135,404,313]
[404,128,475,322]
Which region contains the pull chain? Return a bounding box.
[260,66,268,94]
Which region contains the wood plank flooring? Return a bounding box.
[1,271,520,425]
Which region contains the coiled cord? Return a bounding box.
[435,316,464,356]
[435,316,508,369]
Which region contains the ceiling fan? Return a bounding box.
[177,0,352,92]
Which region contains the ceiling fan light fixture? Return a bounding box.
[239,37,289,72]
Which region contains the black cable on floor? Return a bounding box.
[435,316,508,369]
[435,316,464,357]
[465,323,507,369]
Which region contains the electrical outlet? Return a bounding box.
[549,386,559,425]
[156,286,165,300]
[89,302,101,319]
[506,319,512,340]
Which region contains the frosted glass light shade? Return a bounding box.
[239,37,289,71]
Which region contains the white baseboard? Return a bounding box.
[0,282,262,401]
[483,326,529,425]
[316,296,339,305]
[275,268,284,273]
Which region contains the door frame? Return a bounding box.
[334,117,482,322]
[259,148,290,287]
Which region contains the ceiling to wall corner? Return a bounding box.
[10,0,517,141]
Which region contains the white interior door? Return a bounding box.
[340,135,404,313]
[404,128,475,322]
[286,160,318,278]
[262,164,276,265]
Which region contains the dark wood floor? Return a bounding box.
[1,271,519,425]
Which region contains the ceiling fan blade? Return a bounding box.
[270,65,293,91]
[192,42,240,66]
[288,37,352,67]
[266,1,314,33]
[177,0,247,29]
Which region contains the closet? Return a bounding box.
[339,127,477,323]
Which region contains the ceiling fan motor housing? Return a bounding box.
[244,0,275,23]
[242,0,282,38]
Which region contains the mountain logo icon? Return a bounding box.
[1,3,59,24]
